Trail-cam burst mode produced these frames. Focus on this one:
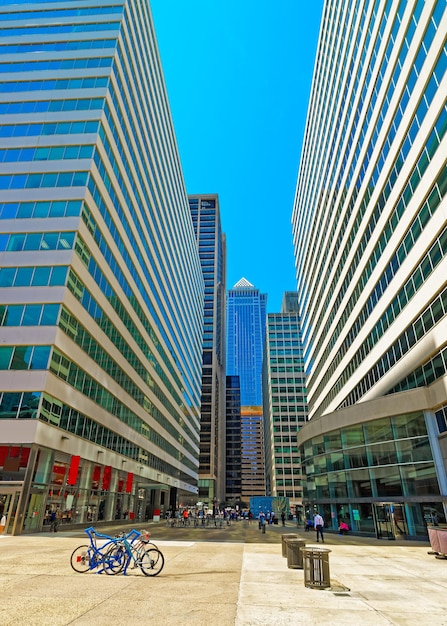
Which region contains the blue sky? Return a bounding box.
[150,1,324,312]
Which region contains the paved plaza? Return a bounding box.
[0,521,446,625]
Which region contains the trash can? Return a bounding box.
[286,538,306,569]
[302,547,331,589]
[281,534,299,558]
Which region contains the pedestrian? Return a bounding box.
[314,512,324,543]
[281,511,286,526]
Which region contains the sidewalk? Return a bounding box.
[0,523,446,625]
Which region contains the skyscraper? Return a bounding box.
[262,292,308,516]
[189,194,226,507]
[226,279,267,500]
[226,278,267,406]
[0,0,204,534]
[293,0,447,537]
[225,375,242,505]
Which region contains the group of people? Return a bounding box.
[304,512,350,541]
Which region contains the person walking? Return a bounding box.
[314,512,324,543]
[281,511,286,526]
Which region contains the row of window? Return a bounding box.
[0,5,123,20]
[0,200,82,220]
[0,345,51,371]
[390,344,447,397]
[304,462,439,499]
[0,22,121,37]
[0,144,94,163]
[0,171,88,191]
[0,231,75,252]
[0,265,68,288]
[0,97,103,115]
[0,76,108,93]
[0,56,113,73]
[0,303,60,327]
[0,390,40,419]
[0,38,116,54]
[0,120,99,139]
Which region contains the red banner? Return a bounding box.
[67,455,81,486]
[125,472,133,493]
[102,465,112,491]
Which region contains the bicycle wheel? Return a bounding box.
[104,544,126,575]
[138,548,164,576]
[70,545,93,573]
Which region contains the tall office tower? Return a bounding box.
[293,0,447,538]
[262,292,308,516]
[225,375,242,506]
[226,278,267,406]
[189,194,226,507]
[0,0,204,535]
[226,279,267,500]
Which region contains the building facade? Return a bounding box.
[293,0,447,537]
[189,194,226,508]
[225,375,242,506]
[0,0,204,534]
[262,292,308,517]
[226,278,267,499]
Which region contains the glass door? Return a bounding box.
[373,503,408,539]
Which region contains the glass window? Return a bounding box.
[371,466,403,497]
[368,441,398,466]
[15,267,34,286]
[22,304,42,325]
[392,412,426,438]
[347,468,372,497]
[11,346,32,370]
[30,346,51,370]
[342,426,364,447]
[32,267,51,286]
[0,346,13,369]
[364,417,392,443]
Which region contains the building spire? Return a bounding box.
[233,277,254,289]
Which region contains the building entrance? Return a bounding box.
[0,485,23,535]
[373,503,408,539]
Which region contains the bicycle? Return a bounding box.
[70,527,123,574]
[106,529,164,576]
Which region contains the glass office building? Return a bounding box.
[0,0,204,534]
[189,194,226,507]
[262,293,308,517]
[225,375,242,506]
[226,278,267,498]
[293,0,447,537]
[226,278,267,406]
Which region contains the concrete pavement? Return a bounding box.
[0,521,446,625]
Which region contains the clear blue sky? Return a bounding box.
[150,1,324,312]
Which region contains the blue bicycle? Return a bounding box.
[70,527,123,574]
[70,527,164,576]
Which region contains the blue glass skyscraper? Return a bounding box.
[0,0,204,534]
[226,278,267,406]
